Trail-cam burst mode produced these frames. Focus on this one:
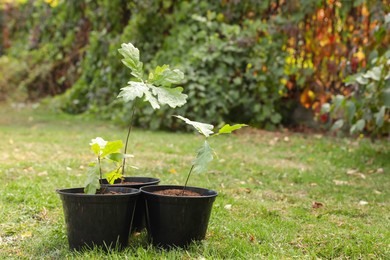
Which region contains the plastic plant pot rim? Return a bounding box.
[140,185,218,199]
[100,177,160,187]
[56,187,141,197]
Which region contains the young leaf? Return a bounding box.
[100,140,123,158]
[118,43,143,79]
[117,82,150,102]
[90,143,101,156]
[107,153,134,162]
[148,65,185,86]
[84,163,100,194]
[217,124,248,135]
[104,169,123,184]
[150,86,187,108]
[90,137,107,156]
[143,88,161,109]
[174,115,214,137]
[192,141,214,174]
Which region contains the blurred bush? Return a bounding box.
[1,0,389,134]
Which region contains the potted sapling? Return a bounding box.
[141,116,247,248]
[99,43,187,231]
[56,137,140,251]
[102,42,188,231]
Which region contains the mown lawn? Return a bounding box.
[0,103,389,259]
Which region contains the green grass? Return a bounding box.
[0,103,389,259]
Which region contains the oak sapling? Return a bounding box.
[116,42,187,177]
[174,115,247,193]
[84,137,133,194]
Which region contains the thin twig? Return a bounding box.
[122,101,137,175]
[98,156,105,194]
[181,165,194,196]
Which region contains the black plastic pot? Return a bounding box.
[141,185,218,248]
[101,177,160,232]
[57,187,140,251]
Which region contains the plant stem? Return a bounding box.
[182,165,194,195]
[122,101,137,175]
[98,156,104,194]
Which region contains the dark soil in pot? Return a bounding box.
[141,185,218,248]
[101,177,160,232]
[56,187,140,251]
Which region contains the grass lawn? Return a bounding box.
[0,103,389,259]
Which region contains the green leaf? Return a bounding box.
[150,86,187,108]
[350,119,366,134]
[320,103,330,114]
[118,82,161,109]
[192,141,214,174]
[344,74,358,85]
[118,43,143,79]
[107,153,133,162]
[383,88,390,107]
[148,65,185,86]
[333,95,345,111]
[217,124,248,135]
[375,106,386,127]
[91,143,100,156]
[104,169,123,184]
[355,75,369,85]
[363,66,381,81]
[84,163,100,194]
[331,119,344,131]
[100,140,123,158]
[174,115,214,137]
[270,113,282,124]
[143,87,160,109]
[117,82,150,102]
[345,101,356,124]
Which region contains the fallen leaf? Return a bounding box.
[310,183,318,187]
[168,168,177,174]
[373,190,382,195]
[358,173,366,179]
[346,169,358,175]
[37,171,48,176]
[268,137,279,146]
[359,200,368,206]
[21,231,32,238]
[312,201,324,208]
[376,168,384,174]
[224,204,232,210]
[333,180,349,186]
[249,235,256,243]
